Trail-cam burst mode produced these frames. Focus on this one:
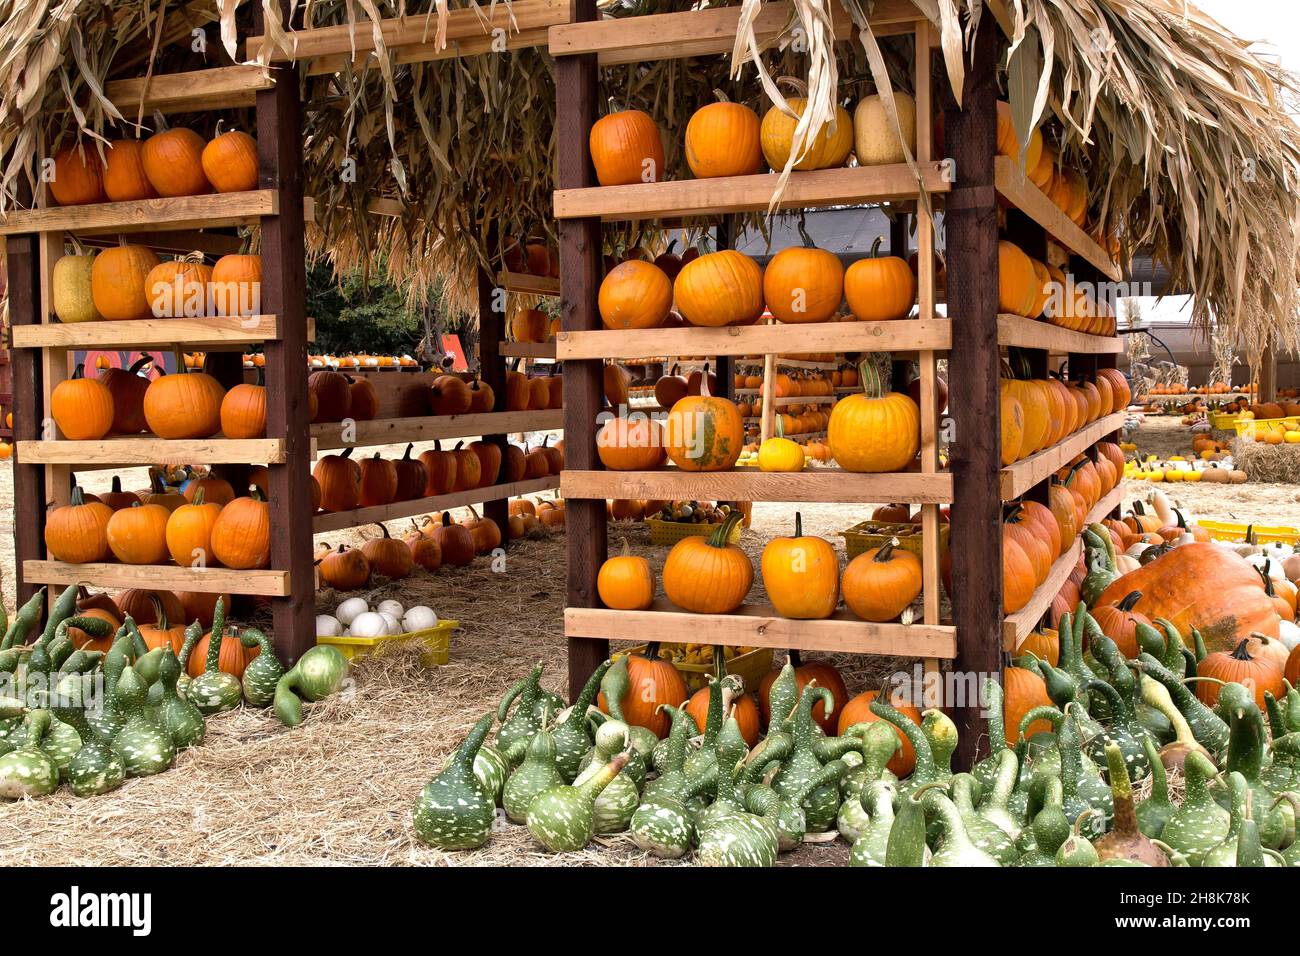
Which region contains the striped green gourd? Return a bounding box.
[848,780,897,867]
[921,785,1000,867]
[273,645,349,727]
[950,773,1018,864]
[187,599,242,716]
[52,673,125,797]
[237,628,283,708]
[156,647,205,749]
[502,724,566,823]
[0,709,60,799]
[473,744,511,804]
[572,720,641,833]
[413,713,496,850]
[526,751,628,853]
[111,665,177,777]
[551,658,610,781]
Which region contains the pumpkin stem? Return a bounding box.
[374,523,393,540]
[793,511,803,539]
[869,235,885,258]
[699,363,713,399]
[874,537,900,563]
[643,642,660,661]
[618,536,632,558]
[1117,590,1143,612]
[192,487,206,506]
[70,485,87,506]
[1230,638,1256,662]
[706,509,744,548]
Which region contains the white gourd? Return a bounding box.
[315,614,343,637]
[349,611,389,638]
[403,606,439,631]
[377,599,405,619]
[336,597,370,626]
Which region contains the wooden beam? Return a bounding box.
[499,341,557,359]
[498,272,561,297]
[997,314,1121,355]
[5,230,45,605]
[562,469,953,504]
[103,66,274,115]
[558,0,608,701]
[943,13,1002,772]
[566,602,957,659]
[0,190,306,236]
[555,162,951,221]
[557,319,951,361]
[999,412,1126,500]
[23,561,290,597]
[12,315,284,350]
[310,408,563,450]
[17,437,288,465]
[312,475,560,534]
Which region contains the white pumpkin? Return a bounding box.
[1277,618,1300,651]
[315,614,343,638]
[853,92,916,167]
[336,597,370,627]
[379,611,402,635]
[349,611,389,638]
[403,606,439,632]
[377,599,405,619]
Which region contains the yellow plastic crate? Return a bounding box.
[1210,411,1245,431]
[316,619,458,666]
[840,520,949,560]
[615,644,774,693]
[1233,416,1300,439]
[1194,521,1300,546]
[645,516,742,547]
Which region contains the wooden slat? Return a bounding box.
[993,156,1121,281]
[555,162,952,221]
[997,313,1121,355]
[103,66,274,114]
[23,561,290,596]
[563,468,953,504]
[17,437,288,465]
[498,272,561,297]
[567,602,957,659]
[312,475,561,534]
[999,412,1126,500]
[0,191,312,236]
[12,315,283,349]
[1002,483,1125,649]
[557,319,950,361]
[734,391,835,406]
[548,0,921,65]
[499,341,558,359]
[311,408,563,450]
[304,28,551,74]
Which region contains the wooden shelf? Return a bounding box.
[993,156,1121,281]
[996,314,1121,355]
[312,475,561,534]
[567,601,956,659]
[311,409,563,451]
[563,468,952,504]
[23,561,290,596]
[0,190,314,237]
[17,437,288,465]
[547,0,920,65]
[1002,483,1125,649]
[498,272,561,297]
[557,319,950,361]
[999,411,1125,500]
[12,315,289,350]
[555,162,951,222]
[734,391,836,406]
[499,341,558,359]
[103,66,274,114]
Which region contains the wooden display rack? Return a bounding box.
[553,5,1122,768]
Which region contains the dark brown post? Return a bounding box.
[6,231,45,605]
[558,0,608,699]
[256,30,314,665]
[477,238,510,544]
[889,214,912,390]
[942,13,1002,770]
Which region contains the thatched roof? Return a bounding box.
[1,0,1297,350]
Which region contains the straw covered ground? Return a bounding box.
[0,414,1296,866]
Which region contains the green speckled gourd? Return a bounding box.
[841,720,900,799]
[837,785,871,842]
[1157,749,1229,866]
[922,785,1000,867]
[573,720,641,833]
[58,648,104,676]
[1137,653,1229,754]
[1201,773,1260,867]
[1082,678,1150,781]
[884,782,931,866]
[1215,681,1286,848]
[36,709,82,781]
[1017,777,1070,867]
[502,723,566,823]
[111,665,176,777]
[551,659,610,782]
[581,718,646,791]
[741,781,806,853]
[496,662,547,754]
[0,709,60,799]
[869,696,945,795]
[695,719,779,867]
[772,685,846,831]
[921,709,958,778]
[473,744,510,804]
[273,645,349,727]
[598,655,658,758]
[847,780,897,867]
[972,678,1007,789]
[631,705,708,858]
[1,587,45,650]
[1055,810,1100,867]
[1136,737,1174,839]
[238,628,283,708]
[683,674,733,793]
[187,599,242,715]
[155,647,205,749]
[527,752,629,852]
[1058,705,1112,830]
[1080,529,1118,605]
[1138,672,1211,772]
[950,773,1017,863]
[978,748,1022,840]
[1272,793,1300,866]
[176,621,204,700]
[52,674,125,797]
[1056,609,1099,709]
[1260,732,1300,796]
[413,713,496,850]
[86,630,134,741]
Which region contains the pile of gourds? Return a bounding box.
[0,586,350,800]
[414,613,1300,866]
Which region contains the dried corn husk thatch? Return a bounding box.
[2,0,1298,348]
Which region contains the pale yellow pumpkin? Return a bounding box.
[52,254,101,324]
[760,80,853,171]
[853,92,916,167]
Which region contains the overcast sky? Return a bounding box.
[1193,0,1299,73]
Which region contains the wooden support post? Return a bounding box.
[257,38,314,665]
[1260,345,1276,404]
[6,231,46,605]
[478,248,510,545]
[942,12,1001,770]
[714,216,734,402]
[558,0,608,700]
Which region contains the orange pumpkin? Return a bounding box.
[843,237,915,321]
[590,110,664,186]
[106,501,172,565]
[673,251,765,327]
[102,140,157,202]
[210,254,262,317]
[142,370,225,439]
[598,260,673,329]
[596,416,666,471]
[684,100,762,178]
[49,144,105,205]
[141,127,210,197]
[762,244,844,324]
[210,488,271,570]
[92,244,161,320]
[597,644,688,739]
[44,487,113,564]
[201,127,258,193]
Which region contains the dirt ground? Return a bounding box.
[0,414,1296,865]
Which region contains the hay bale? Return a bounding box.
[1231,439,1300,482]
